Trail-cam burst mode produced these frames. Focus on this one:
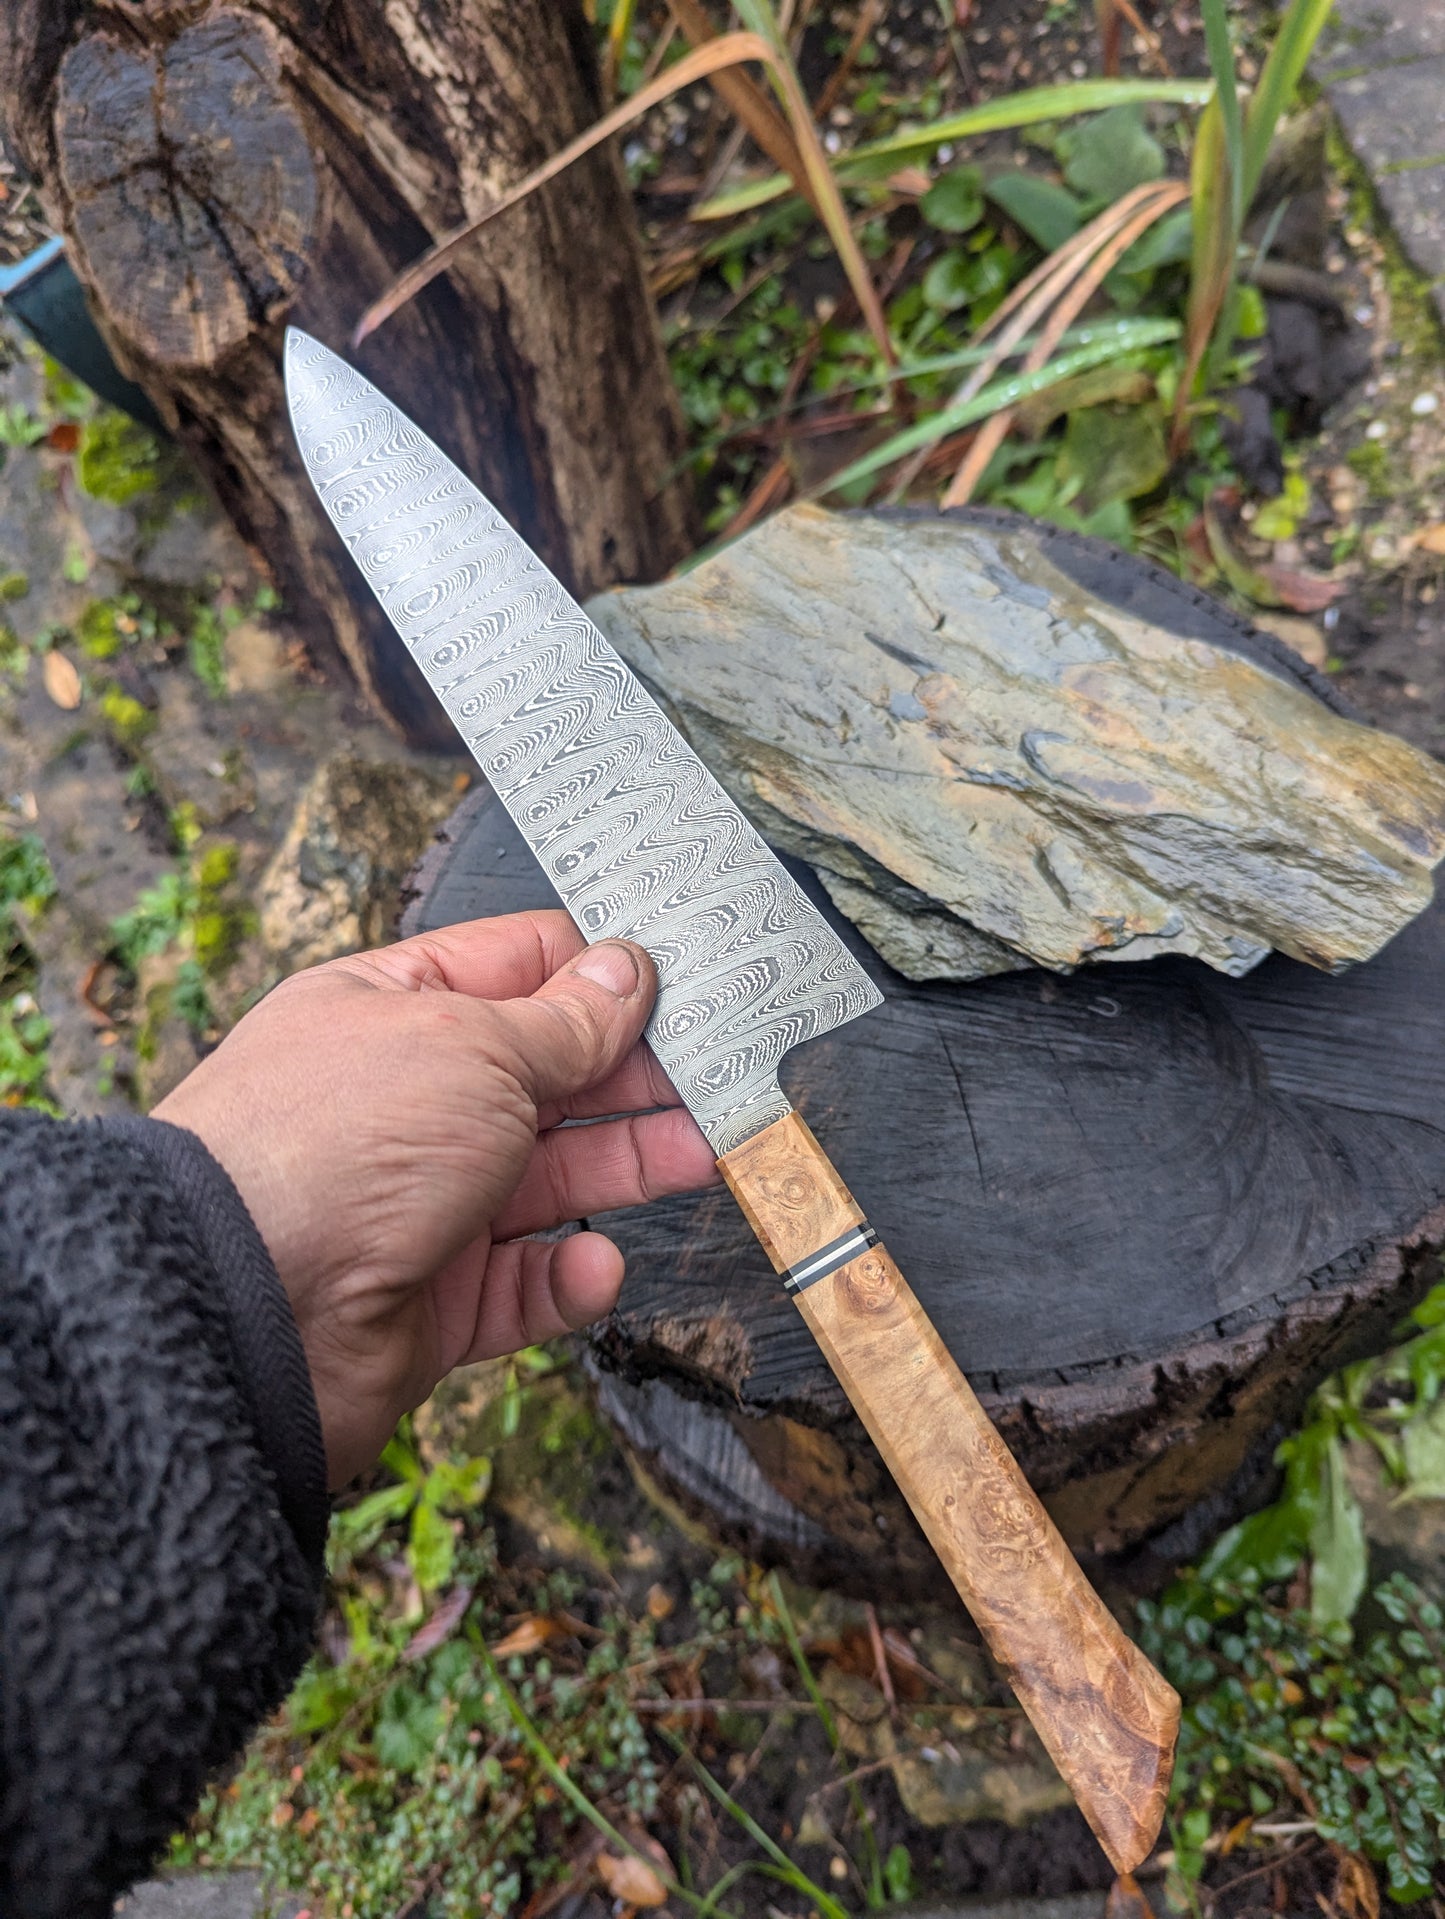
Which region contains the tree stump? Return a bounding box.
[0,1,693,743]
[401,512,1445,1595]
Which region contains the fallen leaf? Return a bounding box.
[645,1583,674,1621]
[1415,522,1445,555]
[402,1581,474,1662]
[42,650,82,710]
[1204,500,1342,612]
[1256,559,1344,614]
[1331,1848,1380,1919]
[490,1613,567,1659]
[1220,1814,1255,1856]
[46,421,80,453]
[596,1851,668,1907]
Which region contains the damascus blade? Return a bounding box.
[284,330,881,1151]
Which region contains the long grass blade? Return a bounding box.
[888,178,1180,498]
[480,1645,740,1919]
[1241,0,1336,206]
[664,0,814,199]
[729,0,895,362]
[1172,94,1233,451]
[603,0,639,98]
[1200,0,1243,235]
[767,1572,882,1905]
[693,78,1214,220]
[941,180,1187,506]
[663,1730,853,1919]
[354,32,783,344]
[816,317,1182,498]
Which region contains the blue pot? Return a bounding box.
[0,237,167,435]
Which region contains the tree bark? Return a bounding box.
[0,1,695,744]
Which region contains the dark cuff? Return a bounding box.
[114,1117,331,1573]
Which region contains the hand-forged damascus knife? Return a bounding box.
[285,328,1179,1871]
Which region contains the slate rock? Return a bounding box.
[589,505,1445,981]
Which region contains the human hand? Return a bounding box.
[154,911,719,1487]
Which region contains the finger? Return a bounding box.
[327,910,586,1002]
[492,1106,720,1239]
[535,1038,681,1130]
[463,1230,625,1361]
[490,940,657,1109]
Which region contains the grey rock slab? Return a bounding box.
[113,1873,304,1918]
[1316,0,1445,76]
[590,504,1445,982]
[1329,59,1445,280]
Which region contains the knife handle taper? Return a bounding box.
[718,1109,1179,1875]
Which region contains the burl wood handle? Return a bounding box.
[719,1110,1179,1874]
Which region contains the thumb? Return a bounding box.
[494,938,656,1108]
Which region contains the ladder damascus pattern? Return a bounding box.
[285,331,881,1151]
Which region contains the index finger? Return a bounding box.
[334,910,589,1002]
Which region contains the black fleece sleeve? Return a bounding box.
[0,1109,330,1919]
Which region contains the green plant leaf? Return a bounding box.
[1240,0,1336,209]
[695,78,1213,219]
[920,164,985,233]
[1016,362,1153,438]
[408,1496,456,1595]
[1058,104,1165,202]
[1200,0,1243,234]
[884,1843,914,1902]
[1308,1436,1367,1627]
[984,172,1085,252]
[817,316,1181,498]
[1057,402,1168,506]
[373,1681,445,1774]
[288,1661,360,1735]
[330,1480,416,1558]
[1401,1399,1445,1500]
[427,1454,493,1512]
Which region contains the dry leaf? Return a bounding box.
[1415,522,1445,556]
[1331,1848,1380,1919]
[644,1583,675,1621]
[596,1851,668,1907]
[42,650,81,710]
[403,1581,474,1662]
[1220,1814,1254,1856]
[1256,559,1344,614]
[490,1613,567,1658]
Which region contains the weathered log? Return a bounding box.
[401,511,1445,1592]
[0,1,693,743]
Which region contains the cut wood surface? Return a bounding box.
[401,509,1445,1588]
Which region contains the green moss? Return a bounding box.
[77,600,123,659]
[1347,438,1390,496]
[1331,124,1444,362]
[98,686,154,751]
[76,412,162,506]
